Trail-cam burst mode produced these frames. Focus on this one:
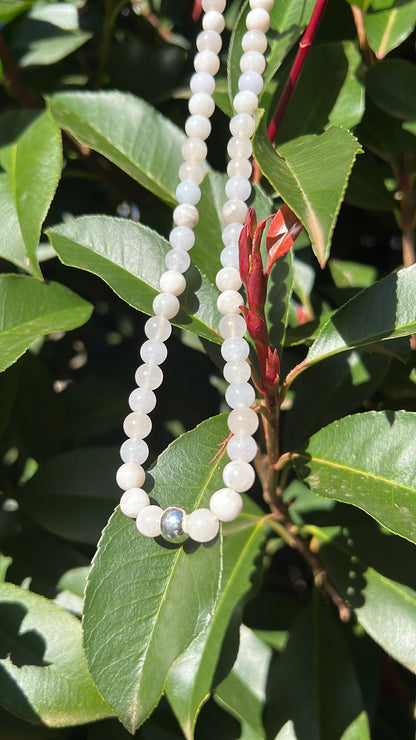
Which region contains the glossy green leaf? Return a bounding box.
[47,92,192,206]
[0,581,112,726]
[366,59,416,123]
[0,554,12,582]
[267,248,294,359]
[0,1,32,23]
[19,447,120,544]
[253,113,362,266]
[306,264,416,364]
[83,415,231,733]
[294,410,416,544]
[0,111,62,276]
[265,595,370,739]
[0,275,93,373]
[166,502,267,739]
[364,0,416,58]
[15,3,92,67]
[47,215,221,343]
[329,260,378,288]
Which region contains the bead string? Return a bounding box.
[117,0,273,544]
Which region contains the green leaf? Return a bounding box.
[366,59,416,122]
[14,3,92,67]
[0,555,12,582]
[253,113,362,266]
[166,502,266,739]
[0,111,62,276]
[267,248,294,359]
[265,594,370,739]
[0,1,32,24]
[83,415,231,733]
[19,447,120,544]
[364,0,416,58]
[47,92,193,206]
[46,215,221,343]
[306,264,416,364]
[0,275,93,373]
[294,410,416,545]
[0,581,112,726]
[345,150,395,212]
[329,260,378,288]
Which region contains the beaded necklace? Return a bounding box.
[116,0,273,544]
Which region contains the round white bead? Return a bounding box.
[230,113,256,138]
[246,7,271,33]
[123,411,152,439]
[153,293,180,319]
[222,222,243,246]
[238,70,264,96]
[202,0,226,11]
[228,407,259,435]
[221,336,250,362]
[140,339,168,365]
[136,505,163,537]
[185,508,219,543]
[223,359,251,383]
[116,461,145,490]
[233,90,259,114]
[222,199,248,224]
[202,10,225,32]
[179,161,205,185]
[220,245,239,268]
[225,176,251,201]
[242,29,268,54]
[209,488,243,521]
[144,315,172,342]
[185,115,211,141]
[240,50,266,74]
[135,363,163,389]
[176,180,201,205]
[196,30,222,54]
[225,381,255,408]
[159,270,186,296]
[227,434,257,462]
[128,387,156,413]
[120,437,149,464]
[218,313,247,338]
[223,460,255,492]
[190,71,215,95]
[250,0,274,10]
[227,158,253,179]
[194,50,220,76]
[165,248,191,273]
[217,290,243,315]
[227,136,253,160]
[216,267,242,292]
[189,92,216,118]
[173,203,199,228]
[120,488,150,518]
[169,225,195,251]
[181,137,207,162]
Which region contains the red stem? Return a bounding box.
[267,0,328,143]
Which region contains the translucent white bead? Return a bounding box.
[216,267,242,292]
[250,0,274,10]
[227,158,253,179]
[222,222,243,246]
[120,488,150,518]
[227,434,257,462]
[185,508,219,543]
[179,161,205,185]
[165,248,191,273]
[233,91,259,114]
[223,460,255,492]
[176,180,201,205]
[225,176,251,202]
[190,71,215,96]
[223,359,251,383]
[218,314,246,339]
[228,407,259,435]
[240,50,266,75]
[202,10,225,32]
[221,336,250,362]
[136,505,163,537]
[230,113,256,138]
[135,363,163,390]
[217,290,243,315]
[116,461,146,490]
[181,137,207,162]
[169,225,195,251]
[120,437,149,464]
[246,8,271,32]
[140,339,168,365]
[173,203,199,228]
[185,115,211,141]
[128,387,156,413]
[239,70,264,96]
[153,293,180,319]
[144,315,172,342]
[220,245,239,268]
[189,92,215,118]
[225,381,255,408]
[196,30,222,54]
[209,488,243,521]
[227,136,253,160]
[123,411,152,439]
[159,270,186,296]
[222,199,248,224]
[202,0,226,11]
[194,50,220,76]
[242,29,268,54]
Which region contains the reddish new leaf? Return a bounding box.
[265,205,303,277]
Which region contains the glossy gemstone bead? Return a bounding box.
[185,508,220,543]
[120,488,150,518]
[209,488,243,521]
[222,460,255,492]
[136,505,163,537]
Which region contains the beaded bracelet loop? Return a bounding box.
[116,0,273,544]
